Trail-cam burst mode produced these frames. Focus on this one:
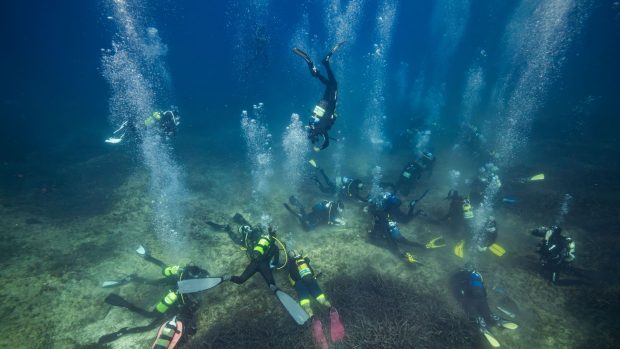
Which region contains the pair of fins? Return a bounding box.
[312,308,345,349]
[292,41,346,67]
[480,320,519,348]
[178,278,310,326]
[453,240,506,258]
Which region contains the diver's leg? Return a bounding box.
[142,254,167,269]
[230,260,259,285]
[395,235,424,249]
[258,262,276,287]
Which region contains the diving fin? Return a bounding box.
[308,159,318,168]
[105,293,134,308]
[136,245,146,256]
[104,293,157,318]
[233,212,251,226]
[489,243,506,257]
[404,252,420,264]
[98,327,129,344]
[292,47,313,64]
[329,307,345,342]
[206,221,228,231]
[177,277,223,294]
[312,318,329,349]
[273,287,311,325]
[498,320,518,330]
[454,240,465,258]
[101,275,134,288]
[530,173,545,181]
[481,328,501,347]
[425,236,446,249]
[323,41,346,63]
[519,173,545,183]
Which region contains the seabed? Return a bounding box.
[0,135,618,349]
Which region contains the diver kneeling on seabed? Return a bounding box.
[451,264,518,348]
[98,245,206,346]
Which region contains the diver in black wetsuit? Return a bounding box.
[284,196,345,231]
[367,191,426,224]
[293,42,345,152]
[369,216,424,264]
[311,167,367,202]
[451,264,518,347]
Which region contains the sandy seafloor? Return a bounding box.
[1,134,619,349]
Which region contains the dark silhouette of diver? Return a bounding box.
[293,42,345,152]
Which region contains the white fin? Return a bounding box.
[136,245,146,255]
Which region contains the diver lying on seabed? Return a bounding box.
[185,215,311,325]
[98,245,206,345]
[308,159,367,202]
[284,195,345,231]
[292,42,345,152]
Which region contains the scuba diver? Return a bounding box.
[454,123,491,161]
[530,225,586,286]
[292,42,345,152]
[393,152,436,196]
[97,245,206,345]
[308,159,367,202]
[453,198,505,258]
[198,216,310,325]
[474,217,502,254]
[286,249,345,346]
[284,196,345,230]
[105,108,180,144]
[367,190,426,224]
[368,215,445,265]
[451,264,518,348]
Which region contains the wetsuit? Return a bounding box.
[369,216,424,261]
[395,156,435,196]
[369,192,422,224]
[285,196,343,231]
[313,168,366,202]
[532,227,585,285]
[308,57,338,150]
[287,255,329,316]
[230,233,279,287]
[452,270,497,327]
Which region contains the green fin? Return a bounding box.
[482,328,501,347]
[489,243,506,257]
[530,173,545,181]
[454,240,465,258]
[177,277,223,294]
[275,289,311,325]
[425,236,446,249]
[308,159,317,168]
[499,320,518,330]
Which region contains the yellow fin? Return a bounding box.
[482,329,501,347]
[500,321,518,330]
[308,159,317,168]
[530,173,545,181]
[454,240,465,258]
[489,243,506,257]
